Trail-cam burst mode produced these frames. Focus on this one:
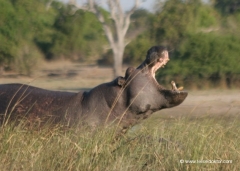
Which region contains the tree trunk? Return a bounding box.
[113,49,123,77]
[0,66,4,76]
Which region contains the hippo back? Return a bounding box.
[0,84,83,126]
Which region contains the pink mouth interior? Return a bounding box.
[150,50,169,82]
[151,61,163,81]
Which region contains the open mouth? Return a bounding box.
[151,64,184,92]
[150,51,169,83]
[149,51,184,92]
[151,61,163,81]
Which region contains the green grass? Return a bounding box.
[0,116,239,171]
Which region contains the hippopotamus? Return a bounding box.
[0,46,187,131]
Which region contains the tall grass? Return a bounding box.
[0,116,239,171]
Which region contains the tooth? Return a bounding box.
[177,86,184,91]
[171,81,184,93]
[171,80,183,93]
[171,81,177,91]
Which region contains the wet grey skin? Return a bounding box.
[0,46,188,131]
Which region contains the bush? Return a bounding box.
[50,8,107,62]
[13,43,43,76]
[157,33,240,89]
[124,33,153,65]
[0,0,55,74]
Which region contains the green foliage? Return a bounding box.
[130,9,153,30]
[214,0,240,15]
[0,0,106,74]
[0,0,56,75]
[150,0,219,48]
[50,7,106,61]
[196,4,219,28]
[157,33,240,89]
[13,42,43,76]
[0,0,17,65]
[124,33,153,65]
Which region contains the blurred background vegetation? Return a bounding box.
[0,0,240,89]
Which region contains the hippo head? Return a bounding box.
[121,46,188,116]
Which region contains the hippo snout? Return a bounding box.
[162,90,188,108]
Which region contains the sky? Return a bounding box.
[62,0,156,12]
[114,0,156,11]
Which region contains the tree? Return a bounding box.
[149,0,219,49]
[0,0,57,75]
[45,4,106,61]
[69,0,141,77]
[0,0,16,74]
[214,0,240,15]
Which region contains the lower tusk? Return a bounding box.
[171,81,184,92]
[177,86,184,91]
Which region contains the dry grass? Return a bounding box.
[0,116,239,171]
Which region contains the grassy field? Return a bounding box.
[0,116,239,171]
[0,62,240,170]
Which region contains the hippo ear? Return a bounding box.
[116,76,125,87]
[161,90,188,108]
[125,67,135,79]
[114,68,135,87]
